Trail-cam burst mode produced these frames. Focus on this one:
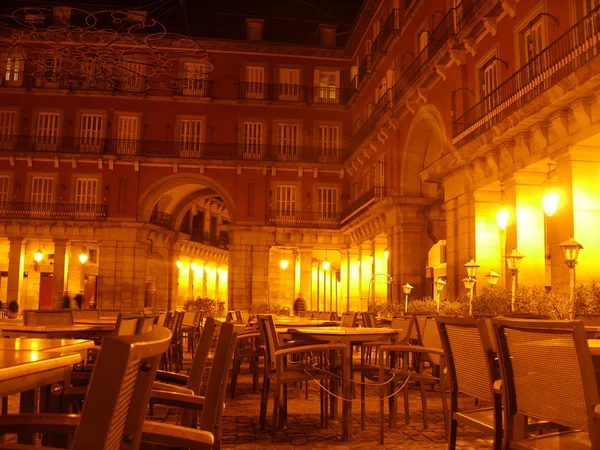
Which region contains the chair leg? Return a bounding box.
[230,359,238,400]
[259,376,270,430]
[272,383,281,438]
[403,385,410,425]
[360,373,366,430]
[419,381,429,429]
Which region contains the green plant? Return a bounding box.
[407,298,438,314]
[182,297,225,318]
[472,287,512,315]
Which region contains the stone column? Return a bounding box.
[445,194,476,300]
[347,247,360,311]
[359,244,371,311]
[473,189,504,289]
[97,241,118,310]
[338,248,349,312]
[386,226,401,306]
[52,239,68,310]
[298,248,313,308]
[7,237,24,305]
[373,237,388,305]
[166,246,180,311]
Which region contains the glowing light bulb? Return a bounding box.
[34,249,43,262]
[191,262,197,271]
[543,192,559,217]
[176,260,182,269]
[279,259,289,270]
[496,209,509,231]
[321,260,331,271]
[78,253,88,264]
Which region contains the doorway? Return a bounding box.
[39,272,53,310]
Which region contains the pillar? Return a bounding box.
[473,189,504,289]
[348,247,360,311]
[445,193,475,300]
[97,241,117,310]
[298,248,313,309]
[167,247,181,311]
[359,245,371,311]
[373,236,388,305]
[52,239,68,310]
[7,237,24,305]
[339,248,349,312]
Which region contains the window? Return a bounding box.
[0,177,8,203]
[80,113,104,153]
[275,185,297,216]
[0,111,16,150]
[321,27,336,46]
[247,20,263,41]
[2,56,22,87]
[453,0,464,32]
[375,156,386,187]
[373,20,381,40]
[314,70,339,103]
[182,62,209,96]
[31,177,54,204]
[278,68,300,101]
[244,66,265,99]
[317,187,338,219]
[37,54,61,88]
[179,118,203,155]
[243,121,263,159]
[482,60,499,111]
[318,125,339,162]
[35,112,60,151]
[418,29,428,56]
[116,115,139,155]
[75,178,98,204]
[523,21,544,77]
[277,123,299,161]
[121,59,145,92]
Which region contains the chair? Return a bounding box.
[72,310,99,321]
[230,329,263,399]
[257,314,345,437]
[341,312,357,327]
[314,311,334,320]
[137,313,158,334]
[493,318,600,449]
[23,310,73,326]
[437,317,502,450]
[0,326,174,450]
[361,312,377,327]
[141,321,237,449]
[164,311,185,372]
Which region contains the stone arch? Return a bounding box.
[137,173,237,224]
[400,104,449,198]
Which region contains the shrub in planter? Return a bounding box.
[472,287,512,315]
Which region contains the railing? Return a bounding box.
[341,186,386,222]
[238,82,270,100]
[0,135,348,164]
[272,84,308,102]
[183,228,229,249]
[149,210,173,229]
[347,90,392,152]
[176,79,213,97]
[0,202,107,220]
[267,210,341,229]
[311,86,348,105]
[380,9,402,48]
[358,56,371,84]
[453,4,600,145]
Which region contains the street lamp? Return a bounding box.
[559,237,583,319]
[542,192,559,217]
[78,253,88,264]
[505,248,525,311]
[402,283,413,313]
[463,259,479,316]
[435,278,446,313]
[462,277,476,316]
[496,209,509,231]
[486,270,501,287]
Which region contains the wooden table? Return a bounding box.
[73,318,117,325]
[0,324,113,339]
[272,318,340,327]
[279,327,401,440]
[0,338,94,362]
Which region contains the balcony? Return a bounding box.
[237,82,347,105]
[358,56,371,85]
[0,135,348,164]
[267,210,341,229]
[347,90,392,153]
[453,4,600,146]
[149,210,173,229]
[341,186,386,223]
[0,202,107,220]
[181,228,229,250]
[176,79,213,98]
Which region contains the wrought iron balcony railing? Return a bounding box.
[176,79,213,97]
[341,186,386,222]
[0,202,107,220]
[347,90,392,152]
[149,210,173,229]
[453,4,600,145]
[0,135,347,164]
[179,227,229,249]
[237,82,309,102]
[267,210,341,229]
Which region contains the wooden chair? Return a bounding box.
[140,321,237,449]
[230,329,263,399]
[0,326,173,450]
[164,311,185,372]
[493,318,600,449]
[23,310,73,326]
[361,312,377,327]
[341,312,357,327]
[437,317,502,450]
[257,314,345,437]
[314,311,334,320]
[182,310,203,355]
[137,313,158,334]
[72,310,99,321]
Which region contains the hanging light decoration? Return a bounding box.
[321,249,331,271]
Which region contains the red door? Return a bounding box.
[39,273,53,310]
[83,275,97,309]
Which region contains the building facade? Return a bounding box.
[1,0,598,313]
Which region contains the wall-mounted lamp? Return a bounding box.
[204,265,211,273]
[33,249,43,271]
[176,260,182,269]
[191,262,198,271]
[79,253,88,264]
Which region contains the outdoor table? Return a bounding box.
[0,324,114,339]
[278,326,400,440]
[73,317,117,325]
[272,318,340,327]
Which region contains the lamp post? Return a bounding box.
[505,249,525,312]
[486,270,501,287]
[402,283,413,313]
[464,259,480,316]
[435,278,446,313]
[559,237,583,319]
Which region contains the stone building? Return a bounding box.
[0,0,598,312]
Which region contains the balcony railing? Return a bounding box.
[0,202,107,220]
[237,82,347,104]
[453,4,600,145]
[267,210,341,229]
[176,79,213,97]
[0,135,348,164]
[358,56,371,84]
[181,228,229,249]
[347,90,392,152]
[341,186,386,222]
[149,210,173,229]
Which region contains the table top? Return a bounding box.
[273,319,340,327]
[0,350,81,383]
[588,339,600,355]
[279,326,400,336]
[0,338,94,353]
[0,324,113,332]
[73,318,117,325]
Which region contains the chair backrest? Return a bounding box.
[315,311,334,320]
[155,312,168,327]
[501,312,549,320]
[114,314,143,336]
[341,312,357,327]
[186,317,217,394]
[71,326,171,450]
[98,310,123,318]
[72,310,99,321]
[163,311,173,328]
[226,311,235,322]
[493,318,599,433]
[361,312,377,328]
[137,314,157,334]
[437,317,497,403]
[420,317,444,364]
[23,310,73,326]
[182,311,196,326]
[411,314,428,343]
[576,314,600,326]
[390,316,414,342]
[169,311,184,336]
[257,315,279,370]
[239,310,249,325]
[199,321,237,448]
